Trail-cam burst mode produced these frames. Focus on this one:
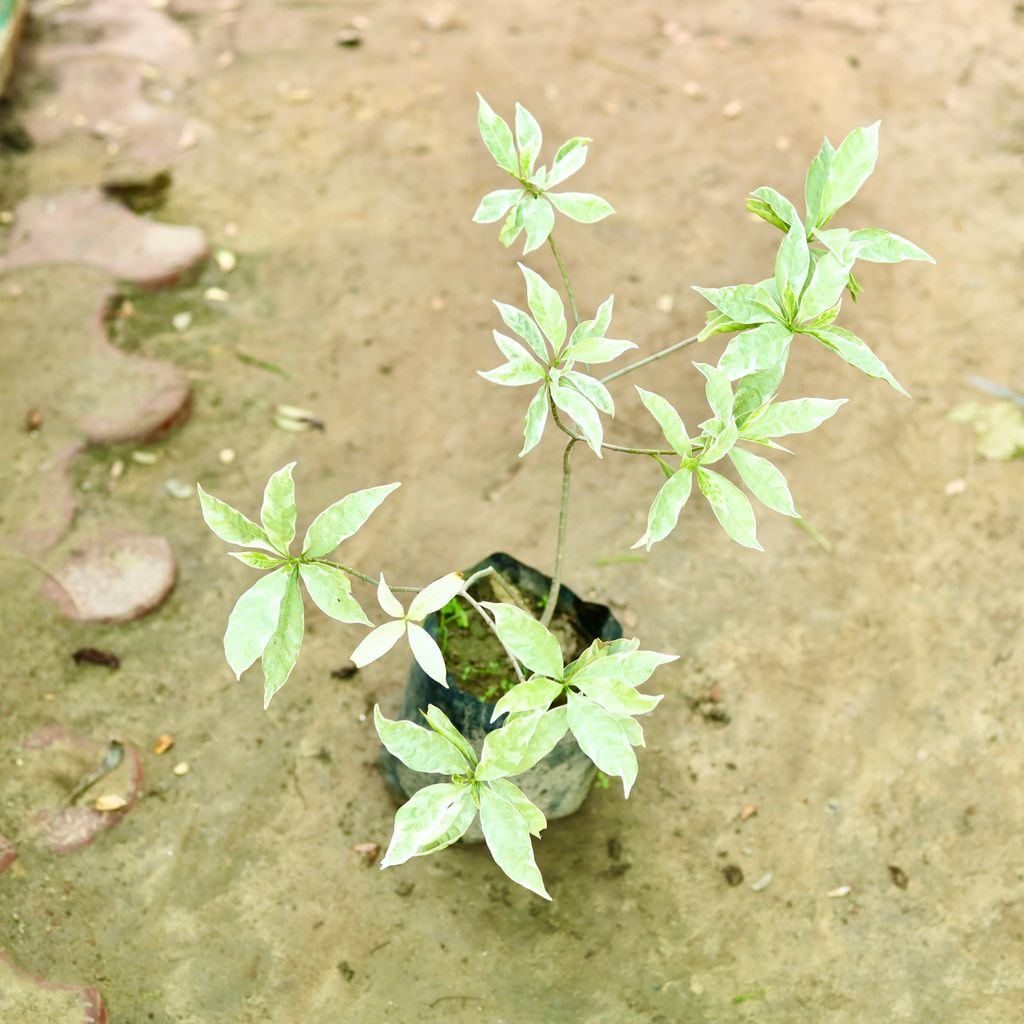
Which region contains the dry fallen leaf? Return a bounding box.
[154,734,175,755]
[95,794,128,812]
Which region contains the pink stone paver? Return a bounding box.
[41,531,177,624]
[78,292,193,445]
[21,725,144,855]
[0,191,208,290]
[0,948,107,1024]
[0,833,16,874]
[14,441,83,557]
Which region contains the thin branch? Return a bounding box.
[600,332,701,384]
[313,560,421,593]
[540,438,576,629]
[548,401,676,457]
[547,233,580,325]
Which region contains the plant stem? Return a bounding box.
[547,234,580,325]
[600,332,701,384]
[314,560,421,593]
[548,401,675,457]
[460,590,527,686]
[540,438,576,629]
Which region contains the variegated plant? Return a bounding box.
[198,100,931,898]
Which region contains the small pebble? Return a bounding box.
[109,459,125,480]
[177,126,199,150]
[827,885,852,898]
[655,293,674,313]
[682,80,702,98]
[172,311,193,332]
[750,872,773,892]
[165,478,193,500]
[218,447,236,465]
[0,210,13,225]
[722,99,744,119]
[775,134,792,152]
[95,794,128,812]
[154,734,175,755]
[214,249,237,273]
[224,222,238,237]
[216,50,236,68]
[204,286,230,303]
[429,296,445,312]
[131,450,158,465]
[172,761,190,776]
[353,841,381,863]
[944,478,966,496]
[739,804,757,822]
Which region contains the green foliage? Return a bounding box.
[197,470,400,703]
[473,95,613,254]
[201,102,931,900]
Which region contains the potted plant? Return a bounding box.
[197,97,931,899]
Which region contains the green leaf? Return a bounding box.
[486,779,546,838]
[520,385,549,457]
[473,188,524,224]
[574,675,662,716]
[740,397,846,438]
[260,463,297,555]
[697,418,739,465]
[747,186,798,231]
[563,370,614,415]
[547,136,589,188]
[632,468,693,551]
[223,567,290,679]
[519,264,566,350]
[696,466,762,551]
[547,191,614,224]
[812,227,866,264]
[479,602,563,679]
[693,362,735,422]
[821,121,880,220]
[381,783,476,868]
[571,649,676,688]
[493,301,548,362]
[692,284,780,325]
[477,706,569,780]
[808,325,909,396]
[774,219,810,310]
[262,569,305,707]
[729,447,798,517]
[374,706,471,775]
[197,484,275,552]
[635,387,690,457]
[732,359,789,424]
[566,693,639,797]
[567,334,636,364]
[422,705,478,767]
[302,482,400,558]
[805,137,836,227]
[498,200,525,247]
[491,676,564,721]
[298,563,370,625]
[228,551,285,570]
[698,311,747,343]
[551,379,604,456]
[479,331,547,386]
[848,228,934,264]
[718,322,793,381]
[521,195,555,254]
[476,94,517,174]
[798,252,851,321]
[478,784,550,899]
[514,102,543,176]
[564,638,639,680]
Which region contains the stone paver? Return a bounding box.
[0,949,107,1024]
[0,191,208,289]
[41,531,177,623]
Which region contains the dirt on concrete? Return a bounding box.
[1,1,1022,1022]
